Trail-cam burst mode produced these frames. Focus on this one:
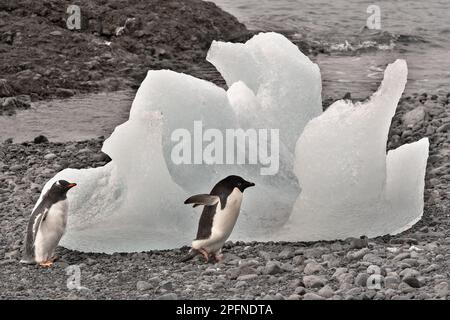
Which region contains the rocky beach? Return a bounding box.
[1,0,449,300]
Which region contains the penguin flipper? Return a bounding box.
[184,194,219,207]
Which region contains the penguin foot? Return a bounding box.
[198,248,210,263]
[214,253,224,262]
[39,260,54,267]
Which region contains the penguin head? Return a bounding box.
[220,175,255,193]
[49,180,77,196]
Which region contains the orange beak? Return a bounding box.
[68,183,77,188]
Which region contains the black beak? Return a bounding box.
[246,181,255,188]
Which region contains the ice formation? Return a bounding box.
[281,60,429,240]
[37,32,428,253]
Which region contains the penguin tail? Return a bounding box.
[178,249,198,263]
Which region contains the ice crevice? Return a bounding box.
[36,32,429,253]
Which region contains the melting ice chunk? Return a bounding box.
[282,60,429,241]
[35,33,428,253]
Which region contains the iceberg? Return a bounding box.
[35,33,428,253]
[282,60,429,240]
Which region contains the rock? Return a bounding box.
[287,294,301,300]
[303,275,326,288]
[258,251,272,261]
[318,285,334,298]
[423,264,439,273]
[92,152,111,162]
[434,282,449,298]
[160,281,173,291]
[398,282,416,293]
[34,135,49,144]
[393,252,410,261]
[278,248,294,259]
[384,275,400,289]
[156,293,177,300]
[44,153,57,160]
[10,164,23,171]
[292,255,304,265]
[55,88,75,98]
[436,123,450,133]
[355,273,370,287]
[303,261,324,275]
[264,261,282,275]
[294,286,306,295]
[349,236,368,249]
[303,292,326,300]
[237,274,258,281]
[50,30,63,36]
[1,96,31,115]
[346,248,369,260]
[332,267,348,279]
[0,79,14,97]
[399,268,420,279]
[402,106,426,126]
[362,253,383,265]
[402,276,421,288]
[136,281,152,291]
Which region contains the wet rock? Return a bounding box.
[55,88,75,98]
[33,135,49,144]
[1,96,31,115]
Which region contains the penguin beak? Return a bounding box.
[68,183,77,188]
[246,181,255,188]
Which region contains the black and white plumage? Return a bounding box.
[181,175,254,263]
[21,180,76,267]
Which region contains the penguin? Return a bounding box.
[180,175,255,263]
[21,180,76,267]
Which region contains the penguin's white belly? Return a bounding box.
[34,199,68,262]
[193,188,243,253]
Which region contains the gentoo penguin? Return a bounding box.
[21,180,76,267]
[180,175,255,263]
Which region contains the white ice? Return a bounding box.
[281,60,429,240]
[36,33,428,253]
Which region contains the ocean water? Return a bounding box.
[0,91,133,142]
[1,1,448,142]
[211,0,450,98]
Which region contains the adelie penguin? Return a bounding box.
[21,180,76,267]
[181,175,255,263]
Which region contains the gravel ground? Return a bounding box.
[0,91,449,300]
